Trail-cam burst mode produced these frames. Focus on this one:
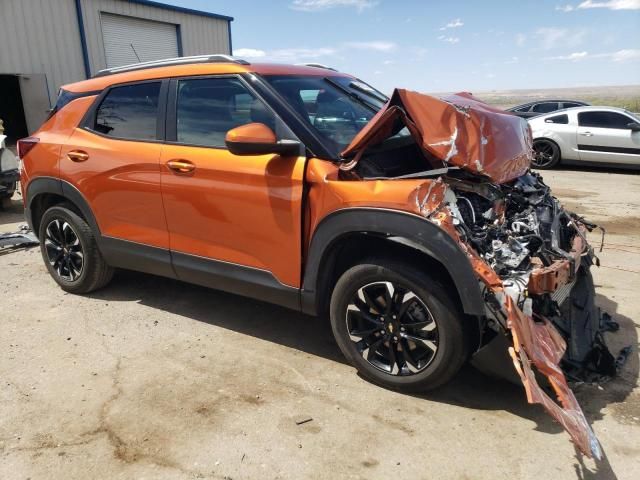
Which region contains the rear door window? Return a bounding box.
[545,114,569,124]
[175,77,276,148]
[94,82,161,140]
[532,102,560,114]
[578,111,632,129]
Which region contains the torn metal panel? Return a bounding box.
[0,226,39,254]
[418,179,606,459]
[341,89,532,184]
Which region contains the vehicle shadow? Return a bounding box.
[88,268,637,479]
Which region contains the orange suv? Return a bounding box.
[19,55,620,458]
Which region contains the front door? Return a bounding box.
[160,75,306,291]
[577,110,640,165]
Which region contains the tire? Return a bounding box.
[330,259,469,392]
[38,205,114,294]
[532,139,561,169]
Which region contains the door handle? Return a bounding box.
[580,132,593,137]
[166,159,196,174]
[67,150,89,162]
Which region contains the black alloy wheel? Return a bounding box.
[44,218,84,281]
[532,139,560,169]
[345,281,439,375]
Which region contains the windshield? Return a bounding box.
[263,75,388,158]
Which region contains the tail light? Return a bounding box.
[17,136,39,159]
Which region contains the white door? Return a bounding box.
[576,110,640,165]
[101,13,179,68]
[18,74,50,134]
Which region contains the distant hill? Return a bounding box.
[437,85,640,111]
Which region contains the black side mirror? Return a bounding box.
[627,122,640,132]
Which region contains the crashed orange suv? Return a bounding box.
[19,55,623,458]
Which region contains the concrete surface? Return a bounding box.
[1,167,638,480]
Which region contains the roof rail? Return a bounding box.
[94,54,250,77]
[296,63,338,72]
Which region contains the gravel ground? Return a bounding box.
[1,167,639,480]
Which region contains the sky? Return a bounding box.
[170,0,638,93]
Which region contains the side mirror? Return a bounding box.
[225,123,301,156]
[627,122,640,132]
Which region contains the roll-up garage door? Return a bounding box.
[101,12,179,68]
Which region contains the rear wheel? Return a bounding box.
[38,205,113,294]
[329,260,468,392]
[532,139,561,169]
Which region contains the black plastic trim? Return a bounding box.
[301,208,486,316]
[172,251,300,310]
[577,144,640,155]
[100,236,175,279]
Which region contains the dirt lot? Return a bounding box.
[1,167,639,480]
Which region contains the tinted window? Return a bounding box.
[532,102,559,113]
[176,77,276,147]
[94,82,161,140]
[578,111,633,129]
[514,105,532,113]
[562,102,582,109]
[545,114,569,124]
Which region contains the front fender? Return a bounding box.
[301,208,486,316]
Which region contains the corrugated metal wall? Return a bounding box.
[79,0,231,76]
[0,0,86,106]
[0,0,231,103]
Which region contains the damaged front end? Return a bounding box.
[336,89,625,459]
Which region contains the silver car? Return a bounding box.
[528,106,640,169]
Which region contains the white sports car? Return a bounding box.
[528,106,640,169]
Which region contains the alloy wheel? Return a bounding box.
[44,219,84,281]
[532,140,556,168]
[345,281,439,376]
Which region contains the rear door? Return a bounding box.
[59,80,170,250]
[577,110,640,165]
[160,75,306,292]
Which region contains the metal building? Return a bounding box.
[0,0,233,142]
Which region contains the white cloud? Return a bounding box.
[344,41,396,52]
[504,56,519,64]
[485,73,496,79]
[547,51,589,61]
[535,27,587,50]
[556,0,640,10]
[578,0,640,9]
[439,18,463,30]
[515,33,527,47]
[383,60,394,65]
[546,48,640,62]
[269,47,337,61]
[437,35,460,44]
[233,48,266,58]
[609,48,640,61]
[290,0,377,12]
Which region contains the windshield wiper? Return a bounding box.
[323,77,379,111]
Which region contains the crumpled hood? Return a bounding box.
[341,89,533,184]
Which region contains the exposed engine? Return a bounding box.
[446,172,622,381]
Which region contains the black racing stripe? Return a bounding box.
[577,144,640,155]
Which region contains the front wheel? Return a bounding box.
[329,260,469,392]
[532,139,561,169]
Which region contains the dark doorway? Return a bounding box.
[0,75,29,145]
